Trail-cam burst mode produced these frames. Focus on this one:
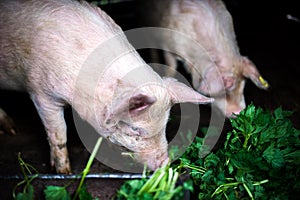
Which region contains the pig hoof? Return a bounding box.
[0,109,17,135]
[52,161,72,174]
[57,167,72,174]
[50,146,72,174]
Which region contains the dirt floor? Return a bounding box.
[0,0,299,199]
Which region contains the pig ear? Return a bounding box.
[127,94,157,116]
[108,93,156,122]
[241,57,269,89]
[163,77,214,104]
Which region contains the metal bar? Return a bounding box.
[0,173,150,180]
[287,14,300,23]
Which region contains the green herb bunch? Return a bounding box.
[180,104,300,199]
[115,164,193,200]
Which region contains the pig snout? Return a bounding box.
[108,129,170,171]
[214,93,246,118]
[134,149,169,170]
[108,129,169,170]
[225,106,244,117]
[225,98,246,117]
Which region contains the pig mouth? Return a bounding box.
[133,150,169,170]
[108,135,169,168]
[105,126,169,170]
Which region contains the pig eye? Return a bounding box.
[131,126,139,131]
[130,126,147,136]
[118,121,144,136]
[130,126,141,134]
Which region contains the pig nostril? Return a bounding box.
[227,109,242,118]
[229,113,237,118]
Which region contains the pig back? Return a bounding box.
[142,0,240,70]
[0,0,124,98]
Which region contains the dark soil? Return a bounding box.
[1,0,299,199]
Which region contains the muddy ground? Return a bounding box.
[0,0,299,199]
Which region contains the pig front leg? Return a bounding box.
[0,108,16,135]
[31,94,71,174]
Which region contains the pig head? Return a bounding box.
[197,57,269,117]
[92,77,213,170]
[73,49,214,171]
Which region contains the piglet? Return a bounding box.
[142,0,269,117]
[0,0,213,173]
